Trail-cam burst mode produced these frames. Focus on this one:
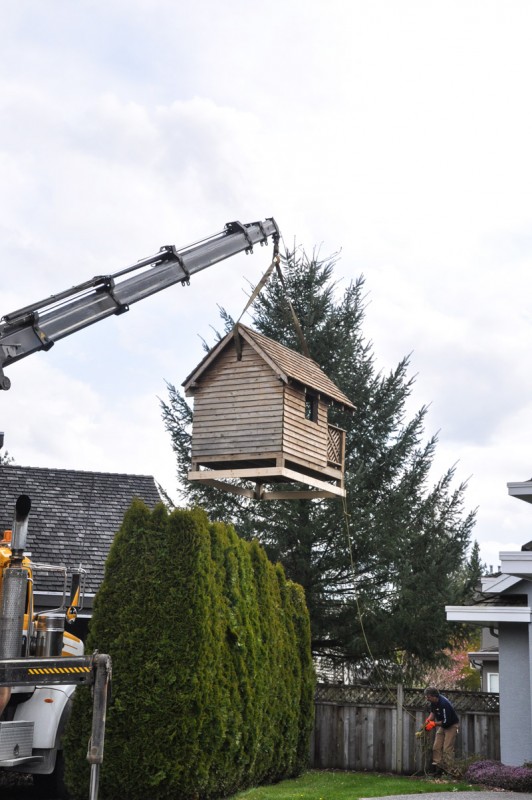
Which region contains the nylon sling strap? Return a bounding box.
[234,242,310,358]
[273,260,310,358]
[235,243,280,325]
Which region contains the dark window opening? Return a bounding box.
[305,395,318,422]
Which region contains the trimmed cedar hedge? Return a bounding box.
[63,501,315,800]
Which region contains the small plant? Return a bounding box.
[465,759,532,791]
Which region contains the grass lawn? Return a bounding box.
[231,770,479,800]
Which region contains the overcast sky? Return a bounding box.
[2,0,532,571]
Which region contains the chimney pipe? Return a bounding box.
[11,494,31,556]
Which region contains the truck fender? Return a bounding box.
[13,684,76,749]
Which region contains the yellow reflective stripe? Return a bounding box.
[27,666,91,675]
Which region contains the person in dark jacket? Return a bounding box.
[425,687,459,772]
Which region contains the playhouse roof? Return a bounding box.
[182,323,355,410]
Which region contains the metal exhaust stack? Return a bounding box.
[0,495,32,659]
[11,494,31,560]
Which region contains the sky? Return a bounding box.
[1,0,532,572]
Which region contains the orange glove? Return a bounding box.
[425,720,437,731]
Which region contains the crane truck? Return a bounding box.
[0,218,280,799]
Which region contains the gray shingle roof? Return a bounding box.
[0,465,162,594]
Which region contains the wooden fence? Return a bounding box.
[311,684,500,774]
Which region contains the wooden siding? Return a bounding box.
[239,325,355,409]
[188,335,345,493]
[184,324,355,411]
[190,340,284,460]
[282,385,328,469]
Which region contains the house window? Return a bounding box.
[487,672,499,693]
[305,395,318,422]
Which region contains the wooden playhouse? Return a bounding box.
[183,324,355,499]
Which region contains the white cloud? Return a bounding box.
[2,356,178,501]
[2,0,532,576]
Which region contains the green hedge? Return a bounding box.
[64,501,315,799]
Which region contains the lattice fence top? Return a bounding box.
[316,684,396,705]
[315,683,499,713]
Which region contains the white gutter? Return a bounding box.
[507,480,532,503]
[498,551,532,581]
[446,604,532,624]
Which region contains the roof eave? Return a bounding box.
[182,332,233,393]
[508,480,532,504]
[237,325,289,383]
[446,604,532,625]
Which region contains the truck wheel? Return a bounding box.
[33,750,69,799]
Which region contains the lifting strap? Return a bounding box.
[235,241,310,358]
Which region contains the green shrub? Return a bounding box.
[63,501,315,800]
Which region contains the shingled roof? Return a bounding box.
[0,465,162,595]
[183,323,355,410]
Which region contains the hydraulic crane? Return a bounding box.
[0,218,279,390]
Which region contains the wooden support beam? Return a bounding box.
[194,479,257,499]
[188,466,346,499]
[189,476,343,500]
[261,489,339,500]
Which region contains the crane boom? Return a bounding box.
[0,218,279,390]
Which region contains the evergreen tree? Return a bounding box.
[161,248,477,679]
[64,501,314,799]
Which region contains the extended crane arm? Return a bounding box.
[0,218,279,390]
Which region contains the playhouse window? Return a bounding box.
[305,395,318,422]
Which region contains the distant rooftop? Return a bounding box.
[0,465,162,594]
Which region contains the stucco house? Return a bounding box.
[0,464,162,639]
[446,477,532,766]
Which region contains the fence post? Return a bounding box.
[396,683,404,774]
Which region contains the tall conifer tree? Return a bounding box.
[161,248,478,679]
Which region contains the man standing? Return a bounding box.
[424,687,460,773]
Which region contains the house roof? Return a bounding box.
[182,323,355,410]
[0,465,161,595]
[508,479,532,503]
[447,589,530,625]
[481,573,522,594]
[468,646,499,661]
